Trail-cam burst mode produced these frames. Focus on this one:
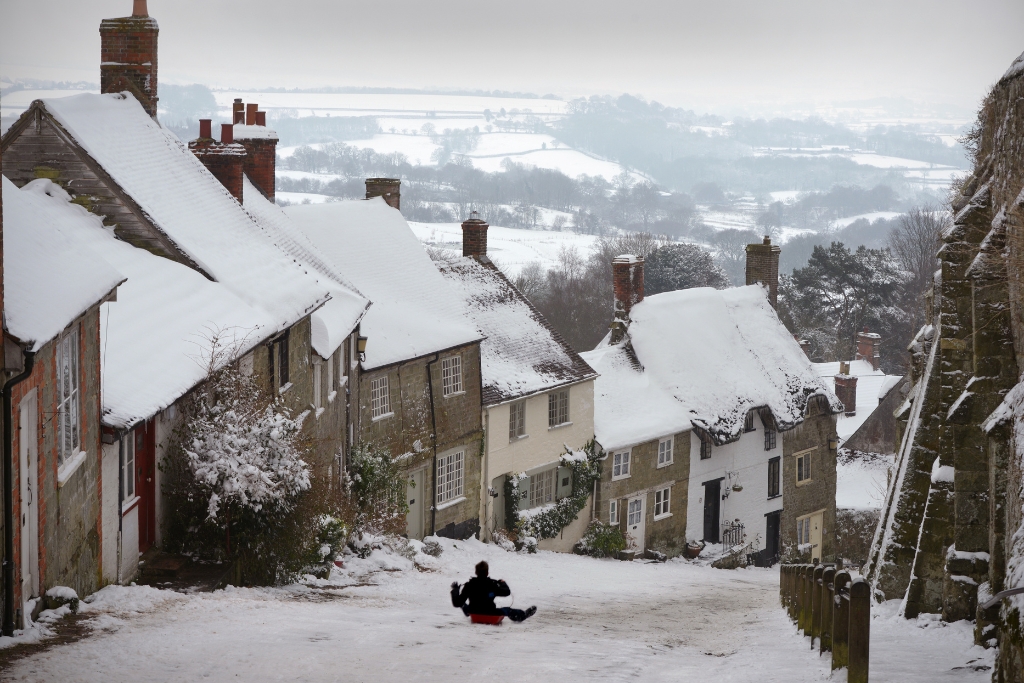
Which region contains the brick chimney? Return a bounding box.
[189,120,247,202]
[365,178,401,210]
[834,362,858,417]
[232,102,279,202]
[100,1,159,118]
[855,328,881,371]
[611,255,644,343]
[462,212,488,259]
[793,334,811,357]
[745,235,781,308]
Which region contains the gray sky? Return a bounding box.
[2,0,1022,114]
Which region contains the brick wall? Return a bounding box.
[365,178,400,210]
[744,238,781,308]
[99,16,159,117]
[188,139,246,202]
[237,138,276,202]
[833,375,858,416]
[461,217,488,258]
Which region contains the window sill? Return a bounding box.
[372,411,394,422]
[328,391,338,404]
[796,478,813,487]
[657,460,674,469]
[548,421,573,431]
[611,474,631,482]
[767,494,782,501]
[278,382,293,396]
[121,495,140,515]
[57,450,87,487]
[443,390,466,399]
[653,512,673,521]
[435,496,466,511]
[508,434,529,444]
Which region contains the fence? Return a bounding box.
[780,563,870,683]
[722,522,745,547]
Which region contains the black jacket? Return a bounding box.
[451,576,510,615]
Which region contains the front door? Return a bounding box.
[627,495,646,553]
[19,390,39,616]
[135,421,157,552]
[765,510,781,563]
[406,469,424,540]
[808,511,823,563]
[703,479,721,543]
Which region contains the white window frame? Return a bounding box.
[796,447,814,485]
[654,487,671,519]
[609,500,618,525]
[441,355,464,397]
[436,450,465,506]
[548,389,570,428]
[312,357,323,412]
[56,326,80,467]
[122,430,136,501]
[528,468,556,508]
[370,375,392,420]
[657,437,674,468]
[508,400,526,441]
[627,498,643,526]
[611,450,631,481]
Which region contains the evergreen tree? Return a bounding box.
[645,243,730,295]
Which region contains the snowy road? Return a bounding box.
[2,537,992,682]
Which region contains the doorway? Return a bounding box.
[406,469,425,540]
[626,495,646,553]
[797,509,824,563]
[765,510,781,563]
[135,421,157,552]
[703,479,722,543]
[19,390,39,619]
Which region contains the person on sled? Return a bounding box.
[451,561,536,622]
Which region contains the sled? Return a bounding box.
[469,613,505,625]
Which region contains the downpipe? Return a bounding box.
[426,354,439,537]
[3,351,36,637]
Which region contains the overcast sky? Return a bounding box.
[2,0,1022,114]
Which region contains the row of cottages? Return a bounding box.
[0,1,370,628]
[580,241,844,563]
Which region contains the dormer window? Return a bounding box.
[699,434,713,460]
[744,411,755,432]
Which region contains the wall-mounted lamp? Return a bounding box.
[828,437,839,450]
[357,336,368,354]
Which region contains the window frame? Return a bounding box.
[768,456,781,498]
[276,331,290,389]
[370,375,392,420]
[548,389,570,428]
[436,450,465,506]
[312,357,323,411]
[528,468,556,508]
[508,400,526,441]
[627,498,643,526]
[744,410,755,432]
[764,427,777,451]
[609,500,618,525]
[795,447,814,485]
[611,450,631,481]
[441,355,464,397]
[654,487,672,519]
[122,429,136,502]
[56,326,80,467]
[657,437,674,468]
[699,434,712,460]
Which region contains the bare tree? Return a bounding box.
[888,207,949,309]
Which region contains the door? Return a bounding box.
[406,469,424,540]
[703,480,721,543]
[19,390,39,614]
[135,421,157,552]
[627,495,646,553]
[808,511,823,563]
[765,510,781,563]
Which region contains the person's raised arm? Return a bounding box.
[494,579,511,597]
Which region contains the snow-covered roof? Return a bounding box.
[2,177,124,352]
[285,199,482,370]
[436,256,597,405]
[39,92,329,331]
[812,359,902,441]
[241,177,368,358]
[581,285,841,451]
[233,124,278,141]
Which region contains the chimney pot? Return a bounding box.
[255,111,266,126]
[221,123,234,145]
[132,0,148,16]
[365,178,401,210]
[233,99,244,125]
[461,212,489,259]
[246,103,257,126]
[199,119,212,139]
[763,235,771,245]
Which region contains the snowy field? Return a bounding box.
[0,537,991,682]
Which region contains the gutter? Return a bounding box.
[3,350,36,636]
[426,354,439,537]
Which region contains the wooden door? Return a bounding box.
[765,510,781,562]
[406,469,424,540]
[703,480,721,543]
[808,511,823,563]
[135,420,157,552]
[19,390,39,611]
[627,495,646,553]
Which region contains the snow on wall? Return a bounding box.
[986,381,1024,614]
[286,198,481,370]
[2,177,124,351]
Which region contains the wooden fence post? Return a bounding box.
[832,570,851,671]
[849,577,870,683]
[820,566,835,654]
[811,564,825,644]
[798,566,808,631]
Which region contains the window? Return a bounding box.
[699,434,712,460]
[529,468,555,508]
[56,327,80,466]
[548,390,569,427]
[508,401,526,441]
[744,411,755,432]
[609,500,618,525]
[657,437,674,467]
[654,487,671,518]
[797,517,810,545]
[277,332,290,388]
[627,499,643,526]
[122,430,136,501]
[612,450,631,480]
[764,427,777,451]
[768,457,780,498]
[441,355,463,397]
[327,351,335,400]
[796,448,814,484]
[436,450,464,505]
[370,375,391,419]
[313,358,323,411]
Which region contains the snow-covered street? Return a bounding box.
[1,538,992,682]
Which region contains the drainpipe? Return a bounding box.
[116,429,126,585]
[3,351,36,637]
[425,354,439,537]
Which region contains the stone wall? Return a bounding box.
[780,406,838,561]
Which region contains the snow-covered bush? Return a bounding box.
[346,442,409,536]
[574,522,628,558]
